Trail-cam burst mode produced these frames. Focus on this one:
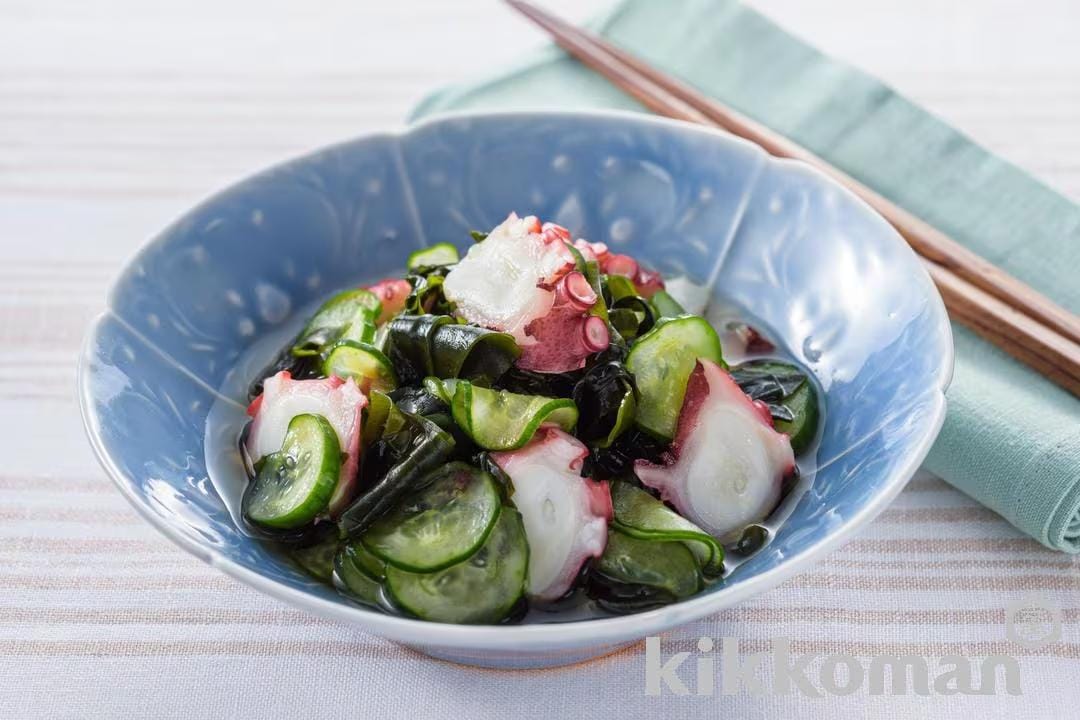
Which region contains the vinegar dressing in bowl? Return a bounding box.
[204,277,823,624]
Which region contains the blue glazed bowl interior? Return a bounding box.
[80,111,951,648]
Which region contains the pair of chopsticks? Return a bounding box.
[506,0,1080,397]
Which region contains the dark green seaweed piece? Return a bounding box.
[586,428,669,480]
[292,288,381,356]
[496,366,582,399]
[289,526,341,583]
[338,412,456,537]
[386,314,520,387]
[246,348,321,401]
[609,296,656,341]
[730,359,820,454]
[404,265,453,315]
[572,361,636,448]
[389,385,448,417]
[587,528,701,612]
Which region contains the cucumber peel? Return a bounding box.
[323,340,398,393]
[407,243,460,270]
[649,290,686,319]
[362,390,393,447]
[334,543,385,607]
[626,315,724,440]
[362,462,502,572]
[593,528,701,601]
[730,359,820,454]
[448,380,578,451]
[244,414,341,530]
[385,507,529,624]
[293,288,381,357]
[290,535,340,582]
[610,481,723,575]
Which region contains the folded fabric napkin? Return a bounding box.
[411,0,1080,552]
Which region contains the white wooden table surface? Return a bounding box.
[2,1,1078,718]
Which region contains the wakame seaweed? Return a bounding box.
[240,214,821,626]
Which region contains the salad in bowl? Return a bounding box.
[240,212,820,624]
[80,110,950,667]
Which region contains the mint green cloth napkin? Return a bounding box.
[411,0,1080,552]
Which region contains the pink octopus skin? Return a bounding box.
[442,213,577,345]
[492,427,612,602]
[365,278,412,324]
[634,359,794,539]
[573,239,665,298]
[246,371,367,516]
[517,270,610,373]
[443,215,609,373]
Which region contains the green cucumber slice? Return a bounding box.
[244,414,341,529]
[610,481,723,575]
[362,390,393,447]
[334,543,385,606]
[293,288,381,356]
[597,386,635,449]
[626,315,724,440]
[323,340,398,393]
[421,376,457,405]
[593,528,701,600]
[407,243,460,270]
[362,462,502,572]
[290,534,340,582]
[385,507,529,624]
[450,381,578,451]
[345,541,387,580]
[730,360,820,454]
[649,290,686,319]
[777,382,818,454]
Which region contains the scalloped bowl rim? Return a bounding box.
[78,108,953,653]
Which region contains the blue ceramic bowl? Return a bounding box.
[79,110,952,668]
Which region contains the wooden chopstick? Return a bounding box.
[506,0,1080,396]
[924,261,1080,396]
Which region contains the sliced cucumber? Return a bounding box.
[407,243,460,270]
[649,290,686,319]
[777,382,818,454]
[597,386,635,449]
[626,315,724,440]
[385,507,529,624]
[731,359,820,454]
[334,543,384,607]
[362,390,393,447]
[592,528,701,600]
[421,376,457,405]
[244,414,341,529]
[610,481,723,575]
[290,534,340,582]
[363,463,502,572]
[450,381,578,451]
[345,540,387,580]
[323,340,398,393]
[293,288,381,356]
